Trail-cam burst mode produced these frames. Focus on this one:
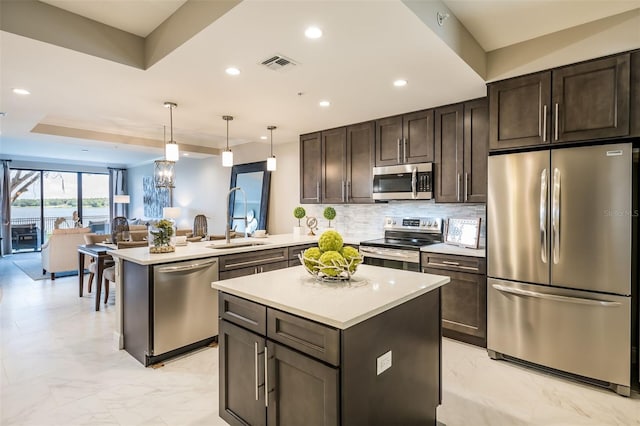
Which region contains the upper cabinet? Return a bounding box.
[375,110,434,166]
[346,122,375,203]
[300,132,322,203]
[552,54,630,143]
[435,98,488,203]
[300,123,375,204]
[489,52,632,151]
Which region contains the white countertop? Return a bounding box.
[108,233,370,265]
[212,264,449,329]
[421,243,485,258]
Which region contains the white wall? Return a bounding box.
[127,140,298,235]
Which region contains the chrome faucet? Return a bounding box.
[226,186,248,243]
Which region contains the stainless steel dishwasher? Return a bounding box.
[152,257,219,356]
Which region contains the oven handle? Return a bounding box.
[360,246,417,260]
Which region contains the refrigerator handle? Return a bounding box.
[540,169,548,264]
[492,284,621,307]
[552,168,561,264]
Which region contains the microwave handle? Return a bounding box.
[411,167,417,199]
[403,138,408,163]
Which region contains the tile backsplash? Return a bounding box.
[300,201,486,247]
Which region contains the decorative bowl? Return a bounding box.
[298,252,363,282]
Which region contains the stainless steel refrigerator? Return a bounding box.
[487,142,635,396]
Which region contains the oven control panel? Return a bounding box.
[384,216,442,232]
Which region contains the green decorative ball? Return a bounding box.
[303,247,322,271]
[293,206,306,219]
[341,246,361,272]
[318,251,346,276]
[318,230,344,252]
[323,206,336,221]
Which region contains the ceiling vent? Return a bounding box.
[260,54,298,72]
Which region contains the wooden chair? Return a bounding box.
[111,216,129,244]
[101,240,147,304]
[83,233,114,292]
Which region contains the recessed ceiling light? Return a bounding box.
[305,26,323,39]
[225,67,240,76]
[183,152,189,156]
[260,136,268,140]
[393,79,408,87]
[319,100,331,107]
[13,88,30,95]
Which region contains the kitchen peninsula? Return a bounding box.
[213,264,450,425]
[108,234,370,365]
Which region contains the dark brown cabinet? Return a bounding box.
[345,122,375,203]
[552,54,630,143]
[299,132,322,203]
[375,110,434,166]
[219,247,289,280]
[219,320,266,426]
[489,52,632,150]
[422,253,487,347]
[301,122,375,204]
[435,99,487,203]
[321,127,347,204]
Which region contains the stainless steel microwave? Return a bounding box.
[372,163,433,200]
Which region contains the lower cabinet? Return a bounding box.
[219,289,441,426]
[219,248,289,280]
[422,253,487,347]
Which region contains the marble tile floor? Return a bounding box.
[1,252,639,425]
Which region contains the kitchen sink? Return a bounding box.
[207,241,268,250]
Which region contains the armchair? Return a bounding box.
[42,228,91,280]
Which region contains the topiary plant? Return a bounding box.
[293,206,306,226]
[323,206,336,228]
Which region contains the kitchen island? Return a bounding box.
[213,264,449,426]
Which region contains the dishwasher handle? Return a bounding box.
[156,259,218,273]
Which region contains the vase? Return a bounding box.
[293,226,303,237]
[148,223,176,253]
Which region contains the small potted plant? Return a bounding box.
[149,219,175,253]
[293,206,306,237]
[323,206,336,228]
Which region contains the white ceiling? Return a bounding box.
[0,0,638,168]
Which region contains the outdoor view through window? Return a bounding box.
[10,170,109,251]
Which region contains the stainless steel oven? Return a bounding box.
[360,216,442,272]
[372,163,433,200]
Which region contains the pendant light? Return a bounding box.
[222,115,234,167]
[154,125,176,188]
[164,102,179,161]
[267,125,277,171]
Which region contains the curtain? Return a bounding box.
[1,160,11,256]
[109,168,128,220]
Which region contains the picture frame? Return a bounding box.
[445,218,481,249]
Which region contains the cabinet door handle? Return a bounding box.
[264,345,269,407]
[346,180,350,202]
[456,173,461,202]
[341,180,345,202]
[397,138,401,163]
[254,342,259,401]
[403,138,408,163]
[316,181,320,202]
[442,260,460,266]
[464,173,469,202]
[542,104,547,142]
[554,103,559,141]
